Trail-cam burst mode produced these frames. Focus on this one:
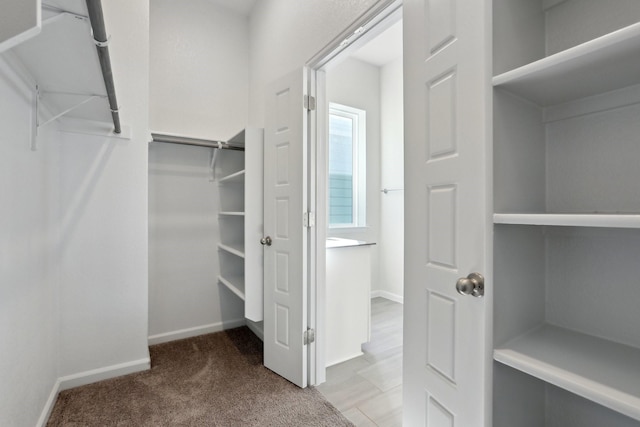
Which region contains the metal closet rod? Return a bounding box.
[85,0,121,134]
[151,133,245,151]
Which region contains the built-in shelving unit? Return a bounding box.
[215,128,264,332]
[493,1,640,425]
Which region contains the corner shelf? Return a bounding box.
[492,22,640,106]
[494,324,640,422]
[218,275,245,301]
[494,213,640,229]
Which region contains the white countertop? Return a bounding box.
[326,237,376,249]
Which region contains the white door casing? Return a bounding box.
[263,68,309,388]
[403,0,492,425]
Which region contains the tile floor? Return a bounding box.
[317,297,403,427]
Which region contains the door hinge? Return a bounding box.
[303,211,315,228]
[304,327,315,345]
[303,94,316,111]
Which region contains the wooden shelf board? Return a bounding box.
[218,275,245,300]
[492,22,640,106]
[218,242,245,258]
[494,213,640,228]
[219,169,245,183]
[494,324,640,421]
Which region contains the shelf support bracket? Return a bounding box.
[209,141,223,182]
[38,93,104,129]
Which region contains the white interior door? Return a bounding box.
[403,0,492,425]
[263,67,309,388]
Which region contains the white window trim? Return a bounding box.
[328,102,366,228]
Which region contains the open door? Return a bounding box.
[403,0,492,425]
[263,67,310,388]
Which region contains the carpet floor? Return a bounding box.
[47,327,352,426]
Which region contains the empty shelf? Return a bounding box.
[494,324,640,421]
[492,22,640,106]
[218,242,245,258]
[493,213,640,228]
[219,169,245,183]
[218,275,245,300]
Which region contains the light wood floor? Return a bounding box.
[317,297,403,427]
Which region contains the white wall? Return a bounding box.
[148,0,249,341]
[1,1,150,424]
[379,56,404,301]
[150,0,249,139]
[326,57,381,293]
[0,57,58,427]
[248,0,380,128]
[55,0,150,382]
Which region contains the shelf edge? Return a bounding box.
[218,276,245,300]
[218,243,245,258]
[492,22,640,86]
[493,213,640,229]
[219,169,246,182]
[494,348,640,421]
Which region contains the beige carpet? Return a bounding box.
[47,327,352,426]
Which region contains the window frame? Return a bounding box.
[327,102,367,229]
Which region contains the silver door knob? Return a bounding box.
[456,272,484,297]
[260,236,272,246]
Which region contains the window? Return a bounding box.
[328,103,366,227]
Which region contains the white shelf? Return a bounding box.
[494,213,640,229]
[219,169,245,183]
[11,6,114,125]
[218,275,245,301]
[218,242,245,258]
[494,324,640,421]
[492,22,640,106]
[219,211,245,217]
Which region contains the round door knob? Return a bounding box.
[456,277,474,295]
[260,236,272,246]
[456,272,484,297]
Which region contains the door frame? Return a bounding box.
[305,0,403,385]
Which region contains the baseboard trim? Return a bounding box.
[371,290,404,304]
[147,318,246,346]
[58,358,151,392]
[36,379,62,427]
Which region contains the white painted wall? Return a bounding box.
[1,1,150,423]
[0,57,58,427]
[148,0,249,340]
[150,0,249,139]
[55,0,150,382]
[326,57,381,293]
[248,0,380,128]
[379,56,404,301]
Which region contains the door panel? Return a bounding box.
[263,68,308,388]
[403,0,492,424]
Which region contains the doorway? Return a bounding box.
[313,8,404,426]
